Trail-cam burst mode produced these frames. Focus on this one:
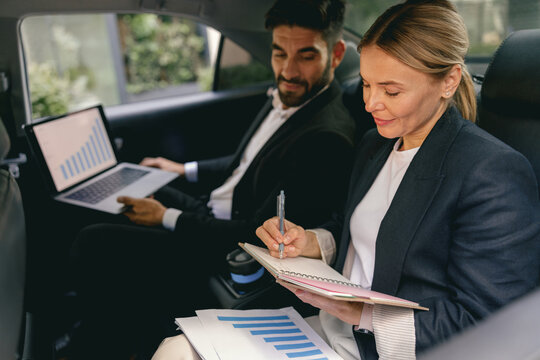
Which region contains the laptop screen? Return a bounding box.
[32,106,118,192]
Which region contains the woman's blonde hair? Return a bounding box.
[358,0,476,122]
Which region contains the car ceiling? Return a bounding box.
[0,0,273,30]
[0,0,275,47]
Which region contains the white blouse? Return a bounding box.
[315,138,419,360]
[343,138,419,287]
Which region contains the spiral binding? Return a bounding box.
[282,270,363,288]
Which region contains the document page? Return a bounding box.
[175,316,220,360]
[242,242,349,283]
[195,307,343,360]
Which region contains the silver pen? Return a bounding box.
[277,190,285,259]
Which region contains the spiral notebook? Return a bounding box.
[239,243,428,311]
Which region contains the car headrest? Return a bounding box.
[481,29,540,119]
[335,40,359,84]
[0,117,10,161]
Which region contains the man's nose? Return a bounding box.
[281,58,300,80]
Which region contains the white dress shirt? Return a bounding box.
[206,91,299,220]
[163,86,328,230]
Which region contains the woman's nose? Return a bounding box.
[364,90,384,113]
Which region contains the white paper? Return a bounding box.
[195,307,343,360]
[242,242,349,283]
[175,316,220,360]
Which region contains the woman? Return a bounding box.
[257,0,540,359]
[152,1,540,359]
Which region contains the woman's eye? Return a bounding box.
[386,91,399,97]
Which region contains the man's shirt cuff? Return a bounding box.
[162,208,182,231]
[184,161,198,182]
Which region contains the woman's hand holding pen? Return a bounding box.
[256,217,322,259]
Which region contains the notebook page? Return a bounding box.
[242,243,350,284]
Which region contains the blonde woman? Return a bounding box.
[257,0,540,358]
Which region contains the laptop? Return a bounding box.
[24,105,178,214]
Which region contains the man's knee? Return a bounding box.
[72,223,120,259]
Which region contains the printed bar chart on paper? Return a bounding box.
[191,307,343,360]
[33,108,116,192]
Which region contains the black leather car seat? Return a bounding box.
[478,29,540,195]
[0,117,26,360]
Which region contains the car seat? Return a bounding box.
[0,117,27,359]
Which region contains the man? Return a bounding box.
[71,0,354,358]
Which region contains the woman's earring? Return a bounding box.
[445,91,451,97]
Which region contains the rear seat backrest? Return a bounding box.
[335,40,374,141]
[478,29,540,195]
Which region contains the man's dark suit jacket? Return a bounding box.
[175,80,356,254]
[324,106,540,359]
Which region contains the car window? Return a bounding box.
[345,0,540,72]
[21,13,221,120]
[217,37,273,91]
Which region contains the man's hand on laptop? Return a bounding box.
[140,156,185,176]
[117,196,166,226]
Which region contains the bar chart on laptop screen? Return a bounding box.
[195,308,342,360]
[33,108,116,192]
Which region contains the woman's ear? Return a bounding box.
[442,64,462,98]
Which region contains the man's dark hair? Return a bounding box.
[265,0,346,47]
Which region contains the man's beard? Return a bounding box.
[277,59,331,108]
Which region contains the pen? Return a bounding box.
[277,190,285,259]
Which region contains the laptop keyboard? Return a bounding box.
[65,167,150,204]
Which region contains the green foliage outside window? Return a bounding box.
[28,61,96,119]
[28,63,70,119]
[118,14,210,94]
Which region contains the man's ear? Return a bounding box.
[331,40,346,69]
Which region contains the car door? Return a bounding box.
[1,9,275,356]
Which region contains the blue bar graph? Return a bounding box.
[93,125,106,162]
[86,142,96,167]
[82,147,90,169]
[57,121,113,180]
[250,329,302,335]
[286,349,323,358]
[264,336,308,342]
[218,314,330,359]
[71,155,80,174]
[77,152,85,171]
[90,135,101,164]
[233,322,295,328]
[275,342,315,350]
[218,316,289,321]
[96,118,111,159]
[60,164,68,179]
[66,160,74,177]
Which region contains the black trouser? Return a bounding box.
[70,187,222,359]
